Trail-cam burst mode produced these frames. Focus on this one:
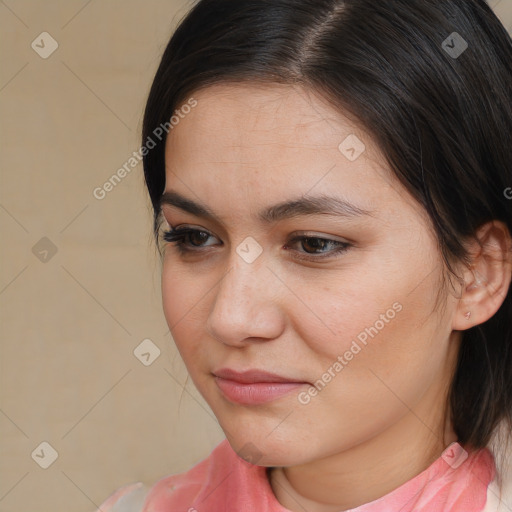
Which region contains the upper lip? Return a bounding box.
[213,368,305,384]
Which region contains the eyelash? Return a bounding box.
[161,227,351,261]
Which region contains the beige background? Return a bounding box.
[0,1,511,510]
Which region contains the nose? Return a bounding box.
[205,251,286,347]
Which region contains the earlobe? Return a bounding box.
[452,220,512,332]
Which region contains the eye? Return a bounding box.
[162,227,218,251]
[284,234,351,261]
[161,227,352,261]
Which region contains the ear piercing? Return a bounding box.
[464,311,471,320]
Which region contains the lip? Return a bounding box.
[213,368,308,405]
[213,368,303,384]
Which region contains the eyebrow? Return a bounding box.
[159,190,375,224]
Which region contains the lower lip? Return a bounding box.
[214,377,305,405]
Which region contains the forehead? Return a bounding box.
[161,83,423,227]
[164,83,388,185]
[167,82,372,152]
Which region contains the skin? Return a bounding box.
[159,83,512,512]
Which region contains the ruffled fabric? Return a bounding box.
[98,439,497,512]
[98,482,149,511]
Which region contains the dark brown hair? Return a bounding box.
[142,0,512,481]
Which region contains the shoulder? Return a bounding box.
[483,468,512,512]
[142,438,245,508]
[95,482,150,511]
[97,439,244,511]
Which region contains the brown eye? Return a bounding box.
[162,228,218,249]
[188,230,211,246]
[300,237,335,254]
[285,235,352,261]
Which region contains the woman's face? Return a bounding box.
[160,83,461,467]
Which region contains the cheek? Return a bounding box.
[281,269,407,365]
[304,245,443,364]
[161,265,183,329]
[161,258,212,322]
[291,260,445,393]
[294,297,446,452]
[161,262,207,361]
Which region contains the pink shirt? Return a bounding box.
[98,439,500,511]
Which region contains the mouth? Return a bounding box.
[212,368,309,405]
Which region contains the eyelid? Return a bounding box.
[160,214,223,239]
[288,230,353,244]
[165,224,221,240]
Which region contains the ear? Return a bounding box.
[452,220,512,331]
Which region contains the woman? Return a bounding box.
[98,0,512,510]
